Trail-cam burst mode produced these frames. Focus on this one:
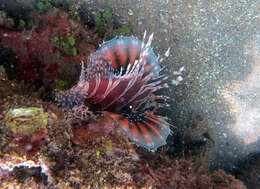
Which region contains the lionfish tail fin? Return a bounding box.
[105,111,171,152]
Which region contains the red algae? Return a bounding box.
[0,8,97,87]
[13,127,49,156]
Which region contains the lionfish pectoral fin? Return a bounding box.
[104,111,171,152]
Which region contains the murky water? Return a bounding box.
[0,0,259,188]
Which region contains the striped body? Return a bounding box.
[57,33,184,151]
[76,36,161,111]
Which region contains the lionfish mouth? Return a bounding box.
[56,31,184,152]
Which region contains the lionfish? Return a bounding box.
[56,32,184,151]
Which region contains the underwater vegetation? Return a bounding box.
[0,8,97,89]
[94,7,132,39]
[37,1,53,11]
[0,3,248,189]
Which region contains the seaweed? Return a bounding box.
[51,35,78,56]
[18,19,26,29]
[37,1,53,11]
[94,7,132,39]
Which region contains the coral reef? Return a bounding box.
[0,3,249,189]
[0,56,247,189]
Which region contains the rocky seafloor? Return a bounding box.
[0,0,259,188]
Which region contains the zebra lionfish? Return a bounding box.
[56,32,184,151]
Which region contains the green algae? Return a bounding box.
[18,19,26,28]
[72,47,77,56]
[37,1,53,10]
[96,150,100,158]
[37,2,45,10]
[45,2,53,9]
[103,7,113,25]
[94,7,132,38]
[67,36,75,46]
[54,79,69,91]
[115,24,132,35]
[51,35,78,56]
